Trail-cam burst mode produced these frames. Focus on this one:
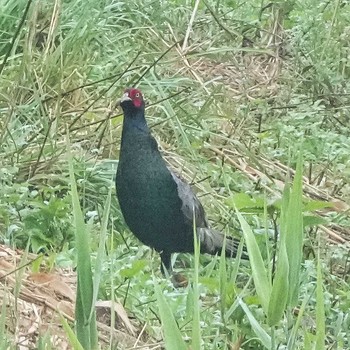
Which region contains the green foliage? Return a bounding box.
[268,153,303,325]
[68,139,98,350]
[315,249,326,350]
[0,0,349,348]
[0,293,9,350]
[267,233,289,326]
[192,224,201,350]
[154,282,188,350]
[60,316,85,350]
[283,153,304,306]
[237,209,271,315]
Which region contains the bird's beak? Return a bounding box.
[120,92,132,104]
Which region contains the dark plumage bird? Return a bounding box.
[116,88,247,275]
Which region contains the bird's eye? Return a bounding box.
[135,93,140,98]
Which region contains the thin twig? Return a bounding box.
[68,51,142,130]
[0,254,44,281]
[42,66,142,103]
[182,0,201,52]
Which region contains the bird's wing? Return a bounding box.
[169,170,208,228]
[170,169,248,260]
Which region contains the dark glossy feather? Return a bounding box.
[116,88,247,274]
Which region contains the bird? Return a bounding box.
[116,88,247,277]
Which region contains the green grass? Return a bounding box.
[1,0,350,348]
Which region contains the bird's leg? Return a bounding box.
[160,251,188,288]
[160,251,172,276]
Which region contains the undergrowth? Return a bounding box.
[0,0,349,349]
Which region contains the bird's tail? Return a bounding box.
[197,228,249,260]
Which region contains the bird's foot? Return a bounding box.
[171,272,188,288]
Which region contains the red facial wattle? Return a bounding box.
[133,99,142,108]
[126,88,143,108]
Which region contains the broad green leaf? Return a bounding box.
[236,209,271,314]
[283,152,304,306]
[226,193,265,210]
[154,282,187,350]
[89,187,112,322]
[67,135,97,350]
[226,193,255,209]
[303,200,334,212]
[267,242,289,326]
[303,215,328,227]
[238,298,271,349]
[120,260,147,278]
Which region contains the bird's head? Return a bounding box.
[120,88,144,110]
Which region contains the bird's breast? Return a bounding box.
[116,148,189,250]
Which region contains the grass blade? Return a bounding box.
[60,315,84,350]
[267,241,289,326]
[315,246,326,350]
[67,134,97,350]
[219,239,227,325]
[238,298,271,349]
[192,220,201,350]
[154,282,187,350]
[284,152,304,306]
[236,209,271,314]
[287,293,310,350]
[0,290,9,350]
[89,186,112,322]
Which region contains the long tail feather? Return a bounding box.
[197,228,249,260]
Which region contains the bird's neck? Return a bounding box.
[122,108,149,135]
[120,108,155,155]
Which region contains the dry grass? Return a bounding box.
[1,0,350,347]
[0,244,156,349]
